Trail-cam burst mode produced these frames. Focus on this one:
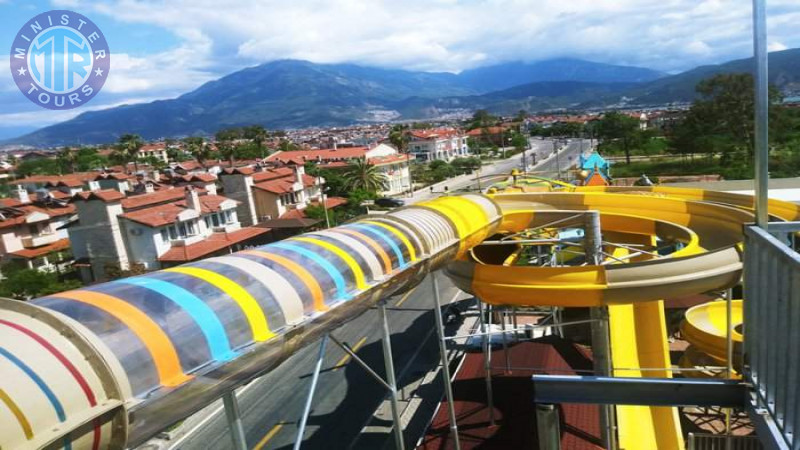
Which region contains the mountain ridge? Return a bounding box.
[7,50,800,147]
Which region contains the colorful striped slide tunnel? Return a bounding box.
[0,194,501,450]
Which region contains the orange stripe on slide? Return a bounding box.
[241,250,328,312]
[0,388,32,440]
[335,228,393,274]
[57,290,191,387]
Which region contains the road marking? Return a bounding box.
[332,336,367,371]
[394,286,418,308]
[253,422,284,450]
[166,381,259,450]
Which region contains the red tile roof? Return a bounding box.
[466,126,507,136]
[120,187,205,210]
[278,196,347,219]
[10,238,71,259]
[122,194,236,227]
[408,128,461,140]
[369,154,412,166]
[72,189,126,203]
[158,227,269,262]
[267,147,369,163]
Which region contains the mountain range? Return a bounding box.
[8,48,800,147]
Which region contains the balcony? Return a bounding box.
[22,233,59,248]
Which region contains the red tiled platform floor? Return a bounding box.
[419,335,603,450]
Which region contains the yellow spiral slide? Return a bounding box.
[444,186,800,450]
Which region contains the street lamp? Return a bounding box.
[316,176,331,228]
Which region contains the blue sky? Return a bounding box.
[2,0,799,142]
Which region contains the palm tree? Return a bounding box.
[183,136,214,166]
[389,125,408,153]
[345,159,387,193]
[215,128,241,167]
[244,125,269,158]
[115,133,144,172]
[57,147,77,173]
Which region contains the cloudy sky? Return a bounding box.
[1,0,799,140]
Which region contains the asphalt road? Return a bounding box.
[166,274,467,450]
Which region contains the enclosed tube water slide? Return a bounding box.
[0,195,501,450]
[1,187,797,450]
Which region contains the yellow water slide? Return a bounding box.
[443,186,800,450]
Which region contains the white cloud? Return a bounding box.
[54,0,800,74]
[3,0,800,131]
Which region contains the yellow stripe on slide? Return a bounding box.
[165,267,274,341]
[0,388,33,440]
[291,237,368,289]
[362,221,417,261]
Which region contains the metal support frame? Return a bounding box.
[294,335,329,450]
[536,404,563,450]
[532,375,746,408]
[500,308,510,373]
[431,273,462,450]
[378,300,406,450]
[223,391,248,450]
[477,300,496,426]
[584,211,616,450]
[752,0,769,229]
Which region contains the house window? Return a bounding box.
[224,210,234,223]
[211,213,221,227]
[161,229,168,242]
[204,216,212,229]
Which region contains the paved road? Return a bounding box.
[161,274,468,450]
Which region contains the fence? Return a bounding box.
[743,223,800,450]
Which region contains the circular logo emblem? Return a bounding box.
[9,10,110,110]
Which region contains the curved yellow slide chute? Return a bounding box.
[443,186,800,450]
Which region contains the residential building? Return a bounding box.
[407,128,469,162]
[219,164,345,227]
[0,186,76,272]
[266,143,412,195]
[138,143,170,164]
[68,185,269,283]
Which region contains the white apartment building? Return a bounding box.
[0,186,76,272]
[407,128,469,162]
[68,185,268,283]
[266,143,412,196]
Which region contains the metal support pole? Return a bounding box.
[512,307,519,343]
[379,300,406,450]
[584,211,616,449]
[501,307,510,373]
[536,404,562,450]
[725,288,734,450]
[753,0,769,229]
[294,335,328,450]
[479,302,496,426]
[431,273,461,450]
[222,391,248,450]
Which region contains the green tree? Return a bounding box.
[429,160,456,182]
[0,263,81,300]
[243,125,269,158]
[114,133,144,172]
[183,136,214,166]
[345,159,387,193]
[470,109,496,129]
[75,147,109,171]
[389,125,409,152]
[57,147,77,173]
[596,112,639,164]
[16,158,61,177]
[215,128,242,167]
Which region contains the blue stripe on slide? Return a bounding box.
[348,224,407,267]
[270,243,349,299]
[0,347,66,422]
[116,278,236,362]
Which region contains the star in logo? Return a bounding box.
[16,67,27,76]
[94,68,104,77]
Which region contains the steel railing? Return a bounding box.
[743,222,800,450]
[688,433,763,450]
